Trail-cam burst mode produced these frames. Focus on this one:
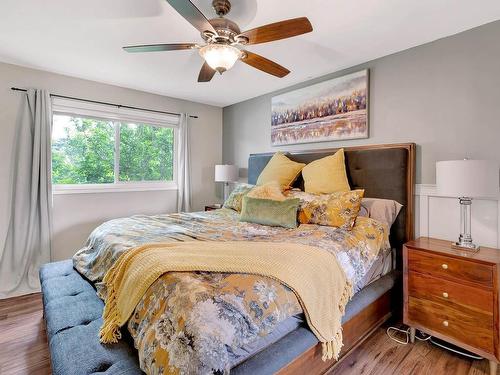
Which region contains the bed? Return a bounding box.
[40,142,415,375]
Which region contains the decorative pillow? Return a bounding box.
[301,149,350,194]
[223,183,254,212]
[247,181,286,201]
[358,198,403,228]
[256,152,305,188]
[285,189,364,230]
[240,196,300,229]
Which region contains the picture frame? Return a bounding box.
[271,69,369,146]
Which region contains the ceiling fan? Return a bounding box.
[123,0,313,82]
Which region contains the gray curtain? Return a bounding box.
[177,113,191,212]
[0,89,53,298]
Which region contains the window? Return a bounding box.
[118,122,175,182]
[52,115,115,185]
[51,98,179,194]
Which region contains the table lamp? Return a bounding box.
[436,159,498,250]
[215,164,238,201]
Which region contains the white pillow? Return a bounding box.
[359,198,403,228]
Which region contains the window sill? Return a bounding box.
[53,183,178,195]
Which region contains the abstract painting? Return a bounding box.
[271,69,369,146]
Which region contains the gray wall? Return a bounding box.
[223,21,500,184]
[0,62,222,262]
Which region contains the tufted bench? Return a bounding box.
[40,260,143,375]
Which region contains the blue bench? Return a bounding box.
[40,260,143,375]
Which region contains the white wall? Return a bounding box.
[415,185,500,248]
[51,191,178,260]
[0,62,223,262]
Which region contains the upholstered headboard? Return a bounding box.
[248,143,415,268]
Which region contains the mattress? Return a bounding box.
[72,209,391,374]
[229,246,393,367]
[357,245,393,291]
[232,272,397,374]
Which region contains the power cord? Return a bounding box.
[386,326,431,345]
[386,325,483,360]
[429,337,483,360]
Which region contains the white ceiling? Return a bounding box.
[1,0,500,107]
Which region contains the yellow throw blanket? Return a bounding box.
[99,241,353,361]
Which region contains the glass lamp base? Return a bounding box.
[451,241,479,252]
[453,197,480,252]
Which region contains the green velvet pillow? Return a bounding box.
[240,196,300,229]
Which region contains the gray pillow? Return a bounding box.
[358,198,403,228]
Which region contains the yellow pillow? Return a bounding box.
[256,152,305,188]
[285,189,364,230]
[247,181,286,201]
[301,149,350,194]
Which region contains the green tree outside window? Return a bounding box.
[52,114,175,185]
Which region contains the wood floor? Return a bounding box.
[0,293,493,375]
[330,326,490,375]
[0,293,51,374]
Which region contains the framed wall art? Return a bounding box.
[271,69,369,146]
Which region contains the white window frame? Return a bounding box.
[52,98,180,195]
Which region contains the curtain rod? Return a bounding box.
[10,87,198,119]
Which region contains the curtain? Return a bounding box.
[177,113,191,212]
[0,89,53,298]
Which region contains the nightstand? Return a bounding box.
[205,204,222,211]
[404,237,500,375]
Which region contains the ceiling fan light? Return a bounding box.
[199,44,241,73]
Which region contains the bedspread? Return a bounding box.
[73,208,389,374]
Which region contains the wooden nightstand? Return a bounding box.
[205,204,222,211]
[404,237,500,375]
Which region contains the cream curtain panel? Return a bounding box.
[0,89,53,298]
[177,113,191,212]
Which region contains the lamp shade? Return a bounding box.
[199,45,242,73]
[215,164,238,182]
[436,160,499,198]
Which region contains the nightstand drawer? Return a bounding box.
[408,296,494,353]
[408,249,493,287]
[408,271,493,314]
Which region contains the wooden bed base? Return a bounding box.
[277,289,395,374]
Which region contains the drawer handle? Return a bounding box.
[442,292,449,298]
[442,263,448,270]
[443,320,449,327]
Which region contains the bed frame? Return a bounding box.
[247,143,415,374]
[40,142,415,375]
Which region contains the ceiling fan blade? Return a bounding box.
[123,43,197,53]
[240,51,290,78]
[165,0,217,34]
[198,62,216,82]
[238,17,313,45]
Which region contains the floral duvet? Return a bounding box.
[73,208,390,375]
